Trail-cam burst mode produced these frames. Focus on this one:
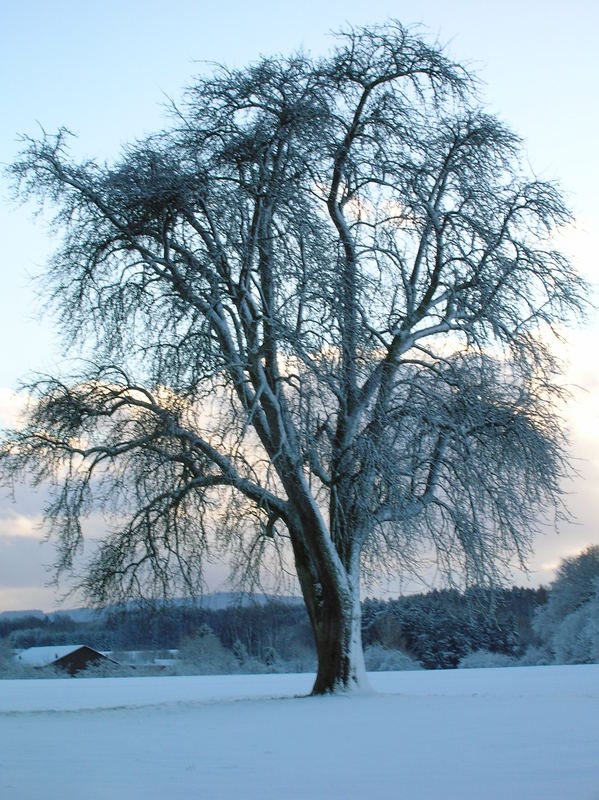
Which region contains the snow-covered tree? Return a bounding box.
[1,23,585,693]
[533,546,599,664]
[179,624,236,674]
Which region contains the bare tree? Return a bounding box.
[2,23,586,693]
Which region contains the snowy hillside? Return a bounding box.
[1,665,598,799]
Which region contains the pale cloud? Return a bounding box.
[0,388,27,428]
[0,509,44,539]
[0,535,52,587]
[0,535,83,611]
[0,586,61,613]
[545,218,599,564]
[554,219,599,284]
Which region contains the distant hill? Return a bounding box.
[177,592,303,610]
[48,607,104,623]
[1,592,303,620]
[0,609,46,621]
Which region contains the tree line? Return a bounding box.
[0,584,545,672]
[5,545,599,674]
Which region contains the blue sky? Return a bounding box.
[1,0,598,609]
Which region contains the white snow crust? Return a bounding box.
[1,665,598,799]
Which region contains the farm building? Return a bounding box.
[15,645,119,675]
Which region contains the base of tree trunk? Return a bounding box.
[309,601,370,695]
[311,666,371,695]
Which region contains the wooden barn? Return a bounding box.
[15,645,119,675]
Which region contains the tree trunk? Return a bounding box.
[310,581,368,694]
[293,542,368,694]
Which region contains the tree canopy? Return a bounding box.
[2,22,586,692]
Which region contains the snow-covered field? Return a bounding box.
[1,665,598,799]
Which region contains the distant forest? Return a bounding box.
[5,541,598,676]
[1,585,547,672]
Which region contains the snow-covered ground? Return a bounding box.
[1,665,598,799]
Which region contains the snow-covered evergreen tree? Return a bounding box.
[531,546,599,664]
